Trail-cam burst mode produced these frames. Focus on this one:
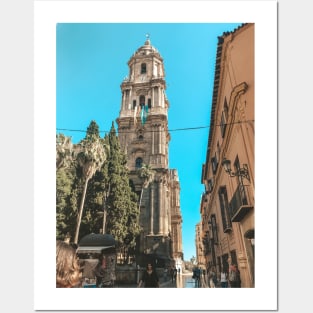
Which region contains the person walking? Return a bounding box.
[220,267,228,288]
[202,269,206,282]
[170,266,174,282]
[138,263,160,288]
[228,263,241,288]
[173,267,177,282]
[234,264,241,287]
[169,266,177,283]
[209,267,217,288]
[195,267,201,287]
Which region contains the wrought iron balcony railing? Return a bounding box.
[229,184,253,222]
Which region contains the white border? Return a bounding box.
[34,0,277,310]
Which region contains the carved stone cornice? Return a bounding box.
[135,88,150,96]
[228,81,248,126]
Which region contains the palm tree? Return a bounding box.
[73,137,107,243]
[137,163,155,208]
[56,134,73,170]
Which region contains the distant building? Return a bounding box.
[116,37,183,267]
[195,222,205,267]
[200,23,255,287]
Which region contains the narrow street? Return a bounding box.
[114,271,209,288]
[173,272,208,288]
[154,271,209,288]
[176,272,197,288]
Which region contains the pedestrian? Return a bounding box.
[56,240,81,288]
[170,266,177,283]
[202,268,207,287]
[163,266,168,280]
[173,267,177,281]
[234,264,241,287]
[170,266,174,282]
[195,267,201,287]
[138,263,160,288]
[228,263,241,288]
[199,267,203,287]
[213,268,218,287]
[220,267,228,288]
[209,267,217,288]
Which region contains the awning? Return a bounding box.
[78,233,116,247]
[77,245,115,254]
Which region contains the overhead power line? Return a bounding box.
[56,120,254,135]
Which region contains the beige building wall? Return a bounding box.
[200,23,255,287]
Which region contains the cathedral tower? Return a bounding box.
[116,36,183,266]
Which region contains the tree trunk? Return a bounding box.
[102,206,107,234]
[74,177,89,244]
[139,188,144,208]
[102,186,110,234]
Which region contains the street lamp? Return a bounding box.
[221,157,250,181]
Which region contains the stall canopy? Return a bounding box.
[77,233,116,253]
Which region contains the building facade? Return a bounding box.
[116,37,183,267]
[195,222,206,268]
[200,23,255,287]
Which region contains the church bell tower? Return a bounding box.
[116,36,183,266]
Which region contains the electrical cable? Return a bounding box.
[57,120,254,136]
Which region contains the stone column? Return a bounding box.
[151,127,154,155]
[162,127,166,155]
[158,125,162,154]
[158,86,161,107]
[129,88,132,109]
[164,183,169,234]
[158,178,163,234]
[122,91,125,110]
[149,183,154,235]
[152,87,154,108]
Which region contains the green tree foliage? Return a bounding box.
[56,134,73,170]
[56,120,141,261]
[56,159,79,241]
[56,133,77,241]
[56,168,73,239]
[85,120,100,141]
[80,157,109,237]
[105,122,141,253]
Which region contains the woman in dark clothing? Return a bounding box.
[138,263,159,288]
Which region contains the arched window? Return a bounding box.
[139,95,145,107]
[141,63,146,74]
[135,157,143,168]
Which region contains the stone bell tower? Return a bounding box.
[116,36,183,266]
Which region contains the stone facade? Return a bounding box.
[199,23,255,287]
[116,37,183,266]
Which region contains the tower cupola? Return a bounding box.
[119,36,169,121]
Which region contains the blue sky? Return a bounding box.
[56,23,242,261]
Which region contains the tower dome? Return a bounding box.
[132,35,161,58]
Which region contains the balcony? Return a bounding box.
[229,184,253,222]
